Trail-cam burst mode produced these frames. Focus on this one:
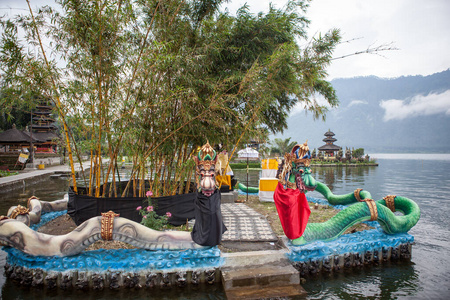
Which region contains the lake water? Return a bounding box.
[1,154,449,299]
[302,154,450,299]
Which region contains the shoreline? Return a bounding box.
[310,163,378,167]
[231,163,379,170]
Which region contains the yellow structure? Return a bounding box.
[261,158,278,170]
[259,158,279,202]
[216,175,231,187]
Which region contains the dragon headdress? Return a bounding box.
[194,142,217,196]
[277,141,316,192]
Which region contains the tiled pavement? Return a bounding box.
[221,203,278,242]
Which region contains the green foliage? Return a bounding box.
[352,148,365,159]
[0,18,42,129]
[229,162,261,169]
[0,169,19,177]
[0,107,30,131]
[138,195,171,231]
[0,0,341,197]
[270,137,298,156]
[310,159,376,166]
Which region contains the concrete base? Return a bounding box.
[287,241,414,277]
[222,265,300,290]
[221,250,306,299]
[222,264,305,299]
[221,191,238,203]
[4,264,221,290]
[222,249,289,269]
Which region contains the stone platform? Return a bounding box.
[221,191,239,203]
[222,265,305,299]
[2,201,416,295]
[221,249,306,299]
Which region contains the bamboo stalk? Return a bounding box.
[26,0,78,193]
[102,135,115,197]
[89,150,94,195]
[67,126,87,187]
[94,2,105,199]
[114,158,120,197]
[140,159,145,197]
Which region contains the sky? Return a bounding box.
[221,0,450,125]
[222,0,450,79]
[1,0,449,80]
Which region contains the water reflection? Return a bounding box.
[1,281,226,300]
[308,166,378,199]
[303,262,419,299]
[0,175,69,215]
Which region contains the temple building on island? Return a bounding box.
[318,130,341,158]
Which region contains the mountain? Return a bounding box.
[273,69,450,153]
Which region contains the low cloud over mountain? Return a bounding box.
[274,69,450,153]
[380,90,450,121]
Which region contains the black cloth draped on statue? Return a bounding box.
[191,189,227,246]
[68,187,197,226]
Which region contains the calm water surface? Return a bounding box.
[303,154,450,299]
[0,154,449,299]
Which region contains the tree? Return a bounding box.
[0,107,29,131]
[0,0,341,197]
[352,148,365,159]
[270,137,298,156]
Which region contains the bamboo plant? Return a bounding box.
[0,0,341,197]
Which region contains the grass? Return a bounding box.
[0,169,19,177]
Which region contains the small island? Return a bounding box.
[312,130,377,166]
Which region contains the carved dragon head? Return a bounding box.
[277,141,317,193]
[194,141,217,197]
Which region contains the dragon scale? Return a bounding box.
[293,194,421,245]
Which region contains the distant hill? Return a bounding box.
[273,69,450,153]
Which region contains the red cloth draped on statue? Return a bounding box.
[273,182,311,239]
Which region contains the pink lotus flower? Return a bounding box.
[147,206,154,212]
[136,206,142,211]
[166,212,172,218]
[146,191,153,197]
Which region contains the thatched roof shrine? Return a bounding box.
[0,125,36,144]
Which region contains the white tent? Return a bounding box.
[238,147,259,158]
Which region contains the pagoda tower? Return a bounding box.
[27,99,59,153]
[318,130,341,157]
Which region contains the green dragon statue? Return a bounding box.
[275,142,421,246]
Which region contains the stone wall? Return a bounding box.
[4,265,221,290]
